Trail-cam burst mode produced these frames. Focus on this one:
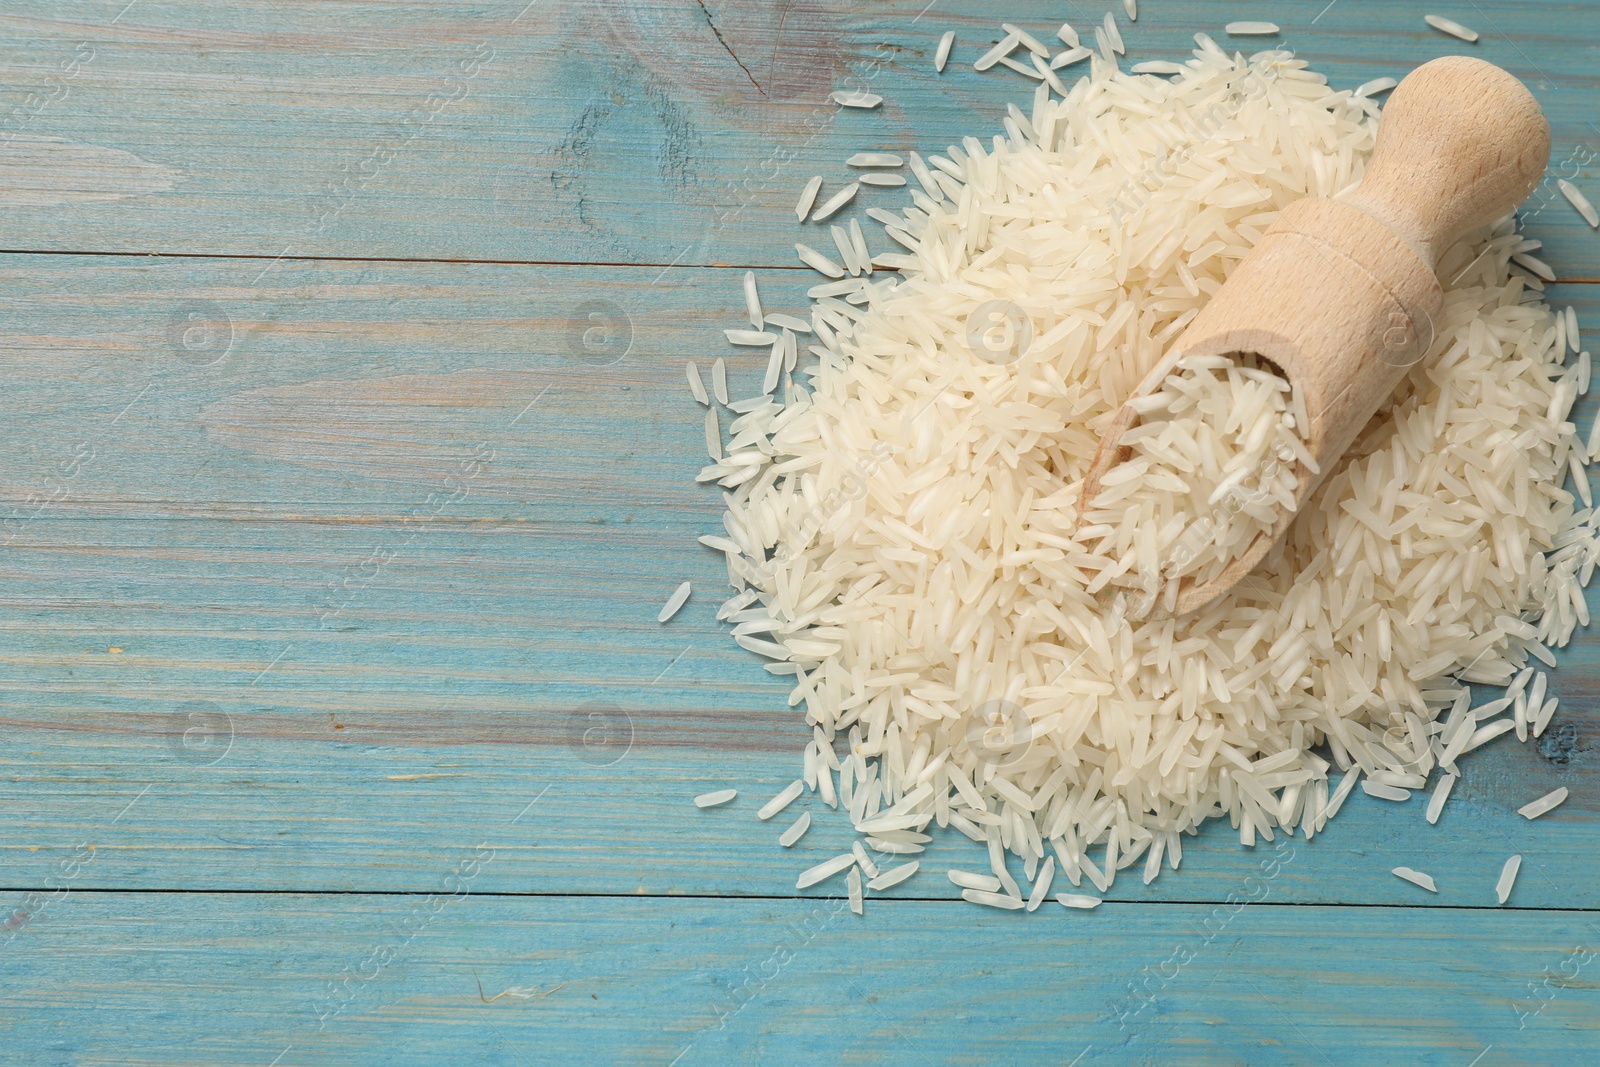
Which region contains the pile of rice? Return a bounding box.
[1081,354,1310,616]
[690,38,1589,903]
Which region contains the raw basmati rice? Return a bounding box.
[1518,787,1569,820]
[696,46,1592,908]
[848,152,904,167]
[794,242,845,279]
[1032,52,1070,96]
[935,31,955,73]
[766,313,812,332]
[1056,22,1078,47]
[1512,252,1556,282]
[1425,14,1479,42]
[705,407,721,461]
[1131,61,1188,75]
[686,360,708,405]
[812,183,860,222]
[742,271,763,329]
[831,91,883,108]
[1051,46,1093,69]
[1532,695,1561,738]
[1496,854,1521,903]
[1559,180,1600,228]
[759,779,806,819]
[1363,781,1412,802]
[1101,13,1124,54]
[658,580,692,623]
[1123,0,1137,20]
[795,175,823,221]
[1082,357,1307,613]
[860,173,908,187]
[1353,76,1398,98]
[868,860,920,889]
[724,329,776,346]
[1057,893,1102,909]
[710,357,727,405]
[797,852,858,888]
[997,54,1044,80]
[948,869,1003,892]
[975,33,1021,71]
[1001,23,1050,57]
[1026,855,1056,910]
[1425,773,1457,824]
[848,865,865,913]
[1393,867,1437,892]
[1225,21,1279,35]
[779,811,811,846]
[694,788,736,808]
[962,888,1025,910]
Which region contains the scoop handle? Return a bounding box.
[1343,55,1550,269]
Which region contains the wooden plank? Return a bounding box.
[0,1,1596,273]
[1,257,1595,521]
[0,260,1594,904]
[1,892,1596,1065]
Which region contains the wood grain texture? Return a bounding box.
[2,893,1598,1066]
[0,261,1593,909]
[0,1,1597,1062]
[0,1,1596,272]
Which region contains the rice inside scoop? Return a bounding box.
[1083,355,1310,614]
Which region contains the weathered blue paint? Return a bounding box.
[0,0,1595,1062]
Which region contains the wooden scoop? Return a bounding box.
[1080,55,1551,619]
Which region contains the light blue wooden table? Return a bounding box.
[0,1,1596,1063]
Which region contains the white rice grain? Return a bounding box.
[1495,854,1521,904]
[758,779,806,820]
[1101,12,1124,54]
[962,888,1025,910]
[975,33,1021,71]
[831,91,883,109]
[779,811,811,846]
[812,183,860,222]
[1353,77,1398,98]
[658,581,692,623]
[1425,14,1479,42]
[1050,46,1094,69]
[1518,787,1569,820]
[1559,180,1600,228]
[694,788,736,808]
[935,30,955,73]
[1026,856,1056,911]
[948,869,1003,892]
[795,242,846,279]
[697,50,1597,905]
[797,852,858,888]
[705,406,721,461]
[686,360,708,405]
[1425,773,1457,825]
[710,357,727,405]
[868,861,920,890]
[795,175,823,221]
[1392,867,1437,893]
[1225,21,1279,35]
